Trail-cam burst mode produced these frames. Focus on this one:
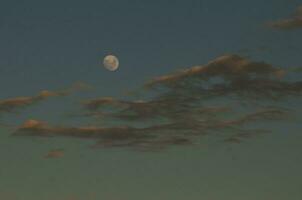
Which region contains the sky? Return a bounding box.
[1,0,301,95]
[0,0,302,199]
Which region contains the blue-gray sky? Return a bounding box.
[1,0,301,96]
[0,0,302,199]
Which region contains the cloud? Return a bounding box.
[82,96,222,121]
[145,54,285,88]
[44,149,65,159]
[224,129,270,144]
[0,82,92,115]
[10,55,302,152]
[270,6,302,30]
[57,54,300,151]
[14,119,191,151]
[13,119,197,150]
[13,107,287,151]
[93,136,193,152]
[144,54,302,99]
[14,119,151,140]
[83,97,127,111]
[0,91,66,114]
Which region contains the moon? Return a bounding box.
[103,55,119,71]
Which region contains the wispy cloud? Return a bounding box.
[269,6,302,30]
[145,54,285,88]
[10,55,302,152]
[0,82,92,115]
[44,149,65,159]
[14,107,287,151]
[144,54,301,99]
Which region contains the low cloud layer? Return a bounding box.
[14,108,287,151]
[10,55,302,152]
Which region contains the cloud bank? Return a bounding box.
[10,55,302,151]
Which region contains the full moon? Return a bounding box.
[103,55,119,71]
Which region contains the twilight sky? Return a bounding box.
[0,0,301,96]
[0,0,302,199]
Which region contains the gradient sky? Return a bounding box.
[0,0,302,199]
[1,0,302,96]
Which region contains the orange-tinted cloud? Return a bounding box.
[143,54,302,100]
[44,149,65,159]
[14,107,286,151]
[269,6,302,30]
[145,54,285,88]
[0,91,65,113]
[0,82,92,114]
[14,119,150,139]
[10,55,302,152]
